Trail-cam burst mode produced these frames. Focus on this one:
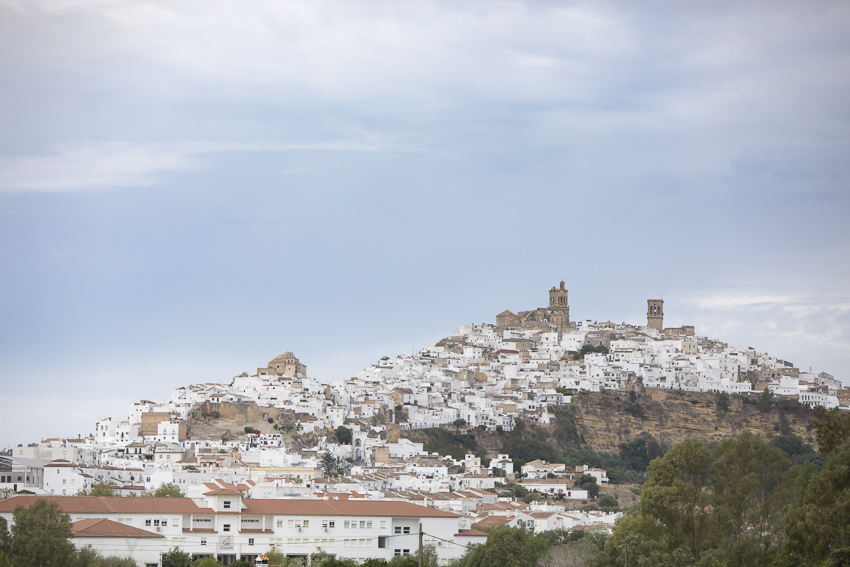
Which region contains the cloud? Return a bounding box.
[0,136,423,192]
[675,290,850,378]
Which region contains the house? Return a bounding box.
[0,494,470,565]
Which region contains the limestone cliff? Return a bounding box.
[570,389,818,453]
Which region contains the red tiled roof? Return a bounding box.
[0,496,209,514]
[455,529,487,537]
[72,518,163,539]
[0,496,458,519]
[242,500,459,518]
[472,515,514,529]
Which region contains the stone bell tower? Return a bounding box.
[548,281,571,329]
[647,299,664,330]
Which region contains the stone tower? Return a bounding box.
[647,299,664,330]
[549,281,569,310]
[548,281,570,329]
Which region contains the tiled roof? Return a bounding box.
[472,515,514,529]
[72,518,163,539]
[0,496,209,514]
[242,499,459,518]
[455,529,487,537]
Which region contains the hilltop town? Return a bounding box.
[1,283,846,565]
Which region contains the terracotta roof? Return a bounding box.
[0,496,209,514]
[72,518,163,539]
[455,529,487,537]
[203,488,243,496]
[472,515,515,530]
[242,499,459,518]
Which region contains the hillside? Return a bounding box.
[569,388,818,452]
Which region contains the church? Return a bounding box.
[496,281,575,332]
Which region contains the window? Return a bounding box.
[277,520,283,528]
[161,520,167,527]
[223,524,231,532]
[329,521,335,528]
[223,500,231,509]
[344,521,350,529]
[394,527,401,534]
[394,549,402,556]
[145,520,151,527]
[249,538,254,546]
[403,549,410,555]
[403,527,410,534]
[288,520,294,528]
[359,521,365,529]
[381,521,387,529]
[154,520,160,527]
[201,539,207,546]
[303,520,309,528]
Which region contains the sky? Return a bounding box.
[1,0,849,449]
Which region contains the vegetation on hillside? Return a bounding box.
[585,408,850,567]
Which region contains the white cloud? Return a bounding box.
[674,290,850,380]
[0,136,423,192]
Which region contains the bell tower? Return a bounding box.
[548,281,570,329]
[647,299,664,330]
[549,281,568,309]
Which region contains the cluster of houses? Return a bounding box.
[2,285,846,565]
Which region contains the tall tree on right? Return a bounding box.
[784,408,850,562]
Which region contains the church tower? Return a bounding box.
[548,281,570,329]
[647,299,664,330]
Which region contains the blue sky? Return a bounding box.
[1,0,849,449]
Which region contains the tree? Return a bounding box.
[101,557,139,567]
[320,451,338,480]
[575,475,600,499]
[0,517,10,555]
[194,558,223,567]
[785,409,850,561]
[10,499,75,567]
[84,482,117,497]
[161,548,193,567]
[151,483,185,498]
[637,438,713,560]
[460,526,550,567]
[335,426,352,445]
[708,431,793,566]
[757,389,774,413]
[538,536,602,567]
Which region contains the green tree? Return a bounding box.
[539,535,603,567]
[638,438,713,560]
[461,526,550,567]
[708,431,793,567]
[0,517,10,555]
[10,499,75,567]
[101,557,139,567]
[785,409,850,561]
[161,548,193,567]
[575,475,600,499]
[320,451,338,480]
[151,483,185,498]
[335,426,352,445]
[193,558,223,567]
[85,482,117,497]
[757,389,774,413]
[73,546,102,567]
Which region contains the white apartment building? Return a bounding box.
[0,494,477,566]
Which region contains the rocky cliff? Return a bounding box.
[570,389,818,453]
